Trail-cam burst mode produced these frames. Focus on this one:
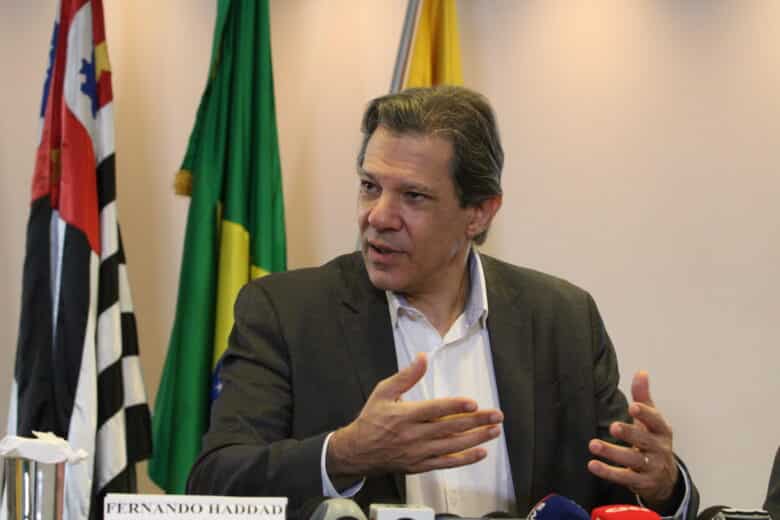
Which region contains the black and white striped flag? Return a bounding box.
[8,2,152,520]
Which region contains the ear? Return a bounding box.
[466,195,502,239]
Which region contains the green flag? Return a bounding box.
[148,0,286,493]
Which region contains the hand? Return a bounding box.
[327,353,504,477]
[587,371,679,508]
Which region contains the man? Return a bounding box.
[187,86,698,520]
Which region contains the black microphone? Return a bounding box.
[308,498,368,520]
[698,506,730,520]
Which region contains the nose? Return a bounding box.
[366,192,402,231]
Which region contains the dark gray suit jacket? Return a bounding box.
[188,252,698,519]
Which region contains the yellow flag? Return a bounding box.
[404,0,463,88]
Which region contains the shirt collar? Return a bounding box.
[386,248,489,329]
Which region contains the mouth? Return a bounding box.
[366,241,403,259]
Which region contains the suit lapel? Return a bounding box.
[338,253,405,500]
[338,253,398,400]
[483,257,536,514]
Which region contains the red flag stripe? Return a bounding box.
[97,71,112,109]
[90,0,107,46]
[60,108,100,253]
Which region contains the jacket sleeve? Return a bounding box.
[187,281,327,514]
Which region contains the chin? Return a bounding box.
[365,265,406,293]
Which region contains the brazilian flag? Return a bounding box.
[148,0,286,494]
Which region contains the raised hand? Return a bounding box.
[587,371,679,508]
[327,353,504,477]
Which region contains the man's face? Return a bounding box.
[358,126,484,299]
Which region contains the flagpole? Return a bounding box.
[389,0,420,93]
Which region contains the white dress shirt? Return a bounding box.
[387,250,516,517]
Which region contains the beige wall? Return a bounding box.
[2,0,778,510]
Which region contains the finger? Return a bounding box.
[408,446,489,474]
[415,423,502,461]
[374,353,428,400]
[589,439,649,471]
[587,459,648,491]
[402,397,481,422]
[415,409,504,438]
[628,402,672,437]
[609,422,662,453]
[631,370,655,407]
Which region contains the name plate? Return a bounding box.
[105,494,287,520]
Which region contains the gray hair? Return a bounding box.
[357,85,503,245]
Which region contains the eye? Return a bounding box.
[404,191,427,202]
[360,179,379,194]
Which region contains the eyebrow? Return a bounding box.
[357,169,434,195]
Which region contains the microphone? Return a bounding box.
[527,494,590,520]
[591,505,660,520]
[369,503,435,520]
[698,506,729,520]
[696,506,772,520]
[309,498,368,520]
